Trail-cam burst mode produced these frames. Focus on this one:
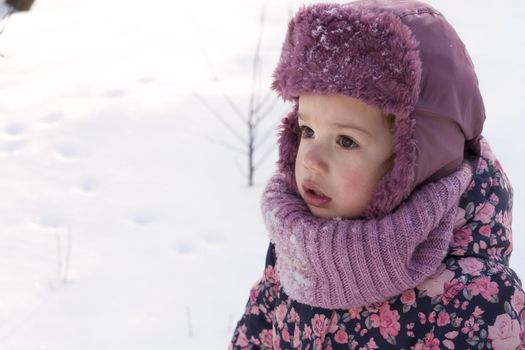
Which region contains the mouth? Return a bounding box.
[301,180,332,208]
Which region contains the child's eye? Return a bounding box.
[299,125,313,138]
[337,135,359,149]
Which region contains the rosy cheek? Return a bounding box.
[339,169,376,201]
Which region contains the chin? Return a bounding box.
[307,205,338,219]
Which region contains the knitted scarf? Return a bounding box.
[261,160,474,309]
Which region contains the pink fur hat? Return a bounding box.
[272,0,485,218]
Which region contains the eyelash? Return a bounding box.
[298,125,359,150]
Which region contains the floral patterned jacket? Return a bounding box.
[230,140,524,350]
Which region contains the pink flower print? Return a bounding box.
[281,327,290,343]
[249,285,260,304]
[461,317,480,339]
[303,324,312,340]
[250,304,261,315]
[442,339,454,349]
[293,324,301,348]
[467,276,499,301]
[502,210,512,231]
[366,302,382,313]
[370,304,401,340]
[490,193,500,205]
[327,312,340,334]
[488,314,521,350]
[452,316,463,328]
[442,279,465,305]
[400,289,416,306]
[348,306,362,320]
[443,330,459,349]
[477,202,496,224]
[365,338,379,349]
[479,158,489,172]
[265,265,279,284]
[275,302,288,329]
[437,310,451,327]
[273,334,281,350]
[311,314,329,340]
[418,265,455,298]
[235,325,249,347]
[412,332,440,350]
[479,224,492,237]
[334,329,349,344]
[472,306,485,319]
[428,311,436,324]
[259,328,273,348]
[458,257,484,276]
[452,226,473,248]
[288,307,300,324]
[511,290,525,313]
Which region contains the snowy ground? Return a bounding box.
[0,0,524,349]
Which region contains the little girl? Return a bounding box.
[230,1,524,349]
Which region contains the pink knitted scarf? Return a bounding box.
[261,160,474,309]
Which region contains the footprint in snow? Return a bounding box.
[76,177,99,193]
[55,144,80,160]
[202,233,225,248]
[4,122,28,136]
[0,140,27,154]
[103,89,127,98]
[40,112,64,124]
[173,241,196,256]
[128,211,155,227]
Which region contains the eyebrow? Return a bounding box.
[298,113,371,136]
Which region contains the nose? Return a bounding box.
[302,146,328,175]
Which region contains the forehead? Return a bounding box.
[298,94,390,132]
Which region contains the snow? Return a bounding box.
[0,0,524,349]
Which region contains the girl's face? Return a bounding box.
[295,94,394,219]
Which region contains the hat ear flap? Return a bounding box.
[277,102,300,193]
